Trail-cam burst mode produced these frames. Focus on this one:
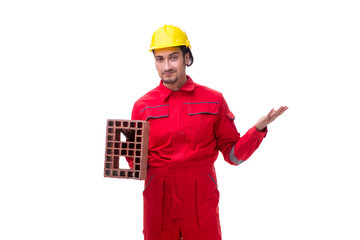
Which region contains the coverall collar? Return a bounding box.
[158,75,195,101]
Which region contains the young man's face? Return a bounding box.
[154,47,189,90]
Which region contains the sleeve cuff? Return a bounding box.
[253,125,268,138]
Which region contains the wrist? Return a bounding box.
[255,125,267,132]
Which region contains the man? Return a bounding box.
[129,25,288,240]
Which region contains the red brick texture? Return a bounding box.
[104,119,149,180]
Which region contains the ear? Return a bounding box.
[184,52,190,65]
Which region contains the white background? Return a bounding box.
[1,0,359,239]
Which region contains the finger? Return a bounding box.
[273,107,284,117]
[270,106,288,121]
[267,107,281,121]
[266,108,275,120]
[121,129,130,134]
[273,106,285,116]
[277,106,288,116]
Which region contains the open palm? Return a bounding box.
[255,106,288,131]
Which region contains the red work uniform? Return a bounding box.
[130,76,267,240]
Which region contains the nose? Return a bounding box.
[164,59,171,71]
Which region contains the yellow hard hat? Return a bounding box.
[149,25,191,52]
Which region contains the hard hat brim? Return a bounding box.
[148,43,191,52]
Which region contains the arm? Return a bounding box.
[231,106,288,164]
[215,96,288,165]
[230,106,288,165]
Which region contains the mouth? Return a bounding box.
[163,70,175,77]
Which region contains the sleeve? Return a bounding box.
[125,101,143,169]
[131,100,142,121]
[214,94,267,165]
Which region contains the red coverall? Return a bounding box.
[130,76,267,240]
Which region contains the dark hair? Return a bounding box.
[179,45,194,67]
[152,46,194,67]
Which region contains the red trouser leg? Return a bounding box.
[180,172,222,240]
[143,170,222,240]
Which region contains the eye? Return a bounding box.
[171,55,178,60]
[155,57,164,62]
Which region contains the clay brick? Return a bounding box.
[104,119,149,180]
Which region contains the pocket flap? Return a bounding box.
[186,102,219,115]
[141,104,169,120]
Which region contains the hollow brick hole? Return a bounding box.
[115,129,126,141]
[119,156,132,169]
[118,129,135,142]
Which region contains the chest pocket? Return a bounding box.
[141,104,169,121]
[185,102,219,141]
[186,102,219,116]
[141,105,169,146]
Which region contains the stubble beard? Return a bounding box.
[162,76,178,85]
[161,70,178,84]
